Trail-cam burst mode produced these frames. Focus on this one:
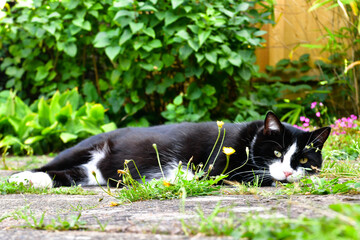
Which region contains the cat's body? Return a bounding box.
[8,112,331,188]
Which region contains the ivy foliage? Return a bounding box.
[0,0,273,126]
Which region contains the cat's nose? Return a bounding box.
[283,171,293,177]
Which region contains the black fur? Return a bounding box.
[31,112,331,187]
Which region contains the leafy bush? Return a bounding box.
[0,0,274,125]
[0,89,116,155]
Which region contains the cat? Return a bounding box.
[8,112,331,188]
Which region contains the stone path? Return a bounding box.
[1,170,359,239]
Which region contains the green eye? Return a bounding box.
[274,150,282,158]
[300,158,308,164]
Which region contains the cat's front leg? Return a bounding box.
[8,171,53,188]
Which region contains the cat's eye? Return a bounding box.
[300,158,308,164]
[274,150,282,158]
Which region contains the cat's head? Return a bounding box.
[250,112,331,185]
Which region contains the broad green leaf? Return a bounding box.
[119,29,132,45]
[89,104,105,121]
[171,0,184,9]
[198,30,211,46]
[173,95,183,106]
[38,97,50,127]
[165,11,180,26]
[100,122,117,132]
[41,121,59,135]
[43,24,56,35]
[237,3,250,12]
[120,58,131,71]
[24,136,45,145]
[142,39,162,51]
[64,42,77,57]
[143,28,155,38]
[186,83,202,100]
[228,52,242,67]
[176,30,190,40]
[129,22,144,34]
[188,39,200,51]
[93,32,110,48]
[179,45,193,60]
[205,51,217,64]
[35,66,49,82]
[60,132,78,143]
[49,91,61,124]
[105,45,121,61]
[162,54,175,67]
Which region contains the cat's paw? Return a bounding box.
[8,171,53,188]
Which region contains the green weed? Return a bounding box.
[12,206,87,230]
[0,179,95,195]
[276,177,360,195]
[183,203,360,239]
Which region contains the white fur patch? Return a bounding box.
[82,144,108,185]
[164,163,194,182]
[8,171,53,188]
[269,142,304,182]
[144,162,194,182]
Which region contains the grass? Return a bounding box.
[182,203,360,239]
[10,205,87,230]
[0,179,95,195]
[276,177,360,195]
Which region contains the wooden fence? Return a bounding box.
[255,0,344,71]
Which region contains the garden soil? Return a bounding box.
[0,170,359,240]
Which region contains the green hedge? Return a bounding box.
[0,0,274,126]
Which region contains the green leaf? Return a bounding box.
[93,32,110,48]
[176,30,190,40]
[143,28,155,38]
[129,22,144,34]
[165,11,180,26]
[171,0,184,9]
[24,136,45,145]
[179,45,193,60]
[173,95,183,106]
[105,45,121,61]
[142,39,162,52]
[236,3,250,12]
[188,39,200,51]
[228,52,242,67]
[60,132,78,143]
[35,66,49,82]
[205,51,217,64]
[119,29,132,45]
[198,30,211,47]
[186,83,202,100]
[43,24,56,35]
[162,54,175,67]
[38,97,50,127]
[100,122,117,132]
[89,104,105,121]
[64,42,77,57]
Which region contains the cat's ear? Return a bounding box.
[263,112,283,135]
[309,127,331,149]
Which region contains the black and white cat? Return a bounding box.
[8,112,331,188]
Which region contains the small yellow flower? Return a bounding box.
[110,201,119,207]
[222,147,236,156]
[117,169,127,175]
[217,121,224,128]
[91,171,96,176]
[163,180,171,187]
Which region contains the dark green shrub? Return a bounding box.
[0,0,274,126]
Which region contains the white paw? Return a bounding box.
[8,171,53,188]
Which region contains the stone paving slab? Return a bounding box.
[1,170,360,239]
